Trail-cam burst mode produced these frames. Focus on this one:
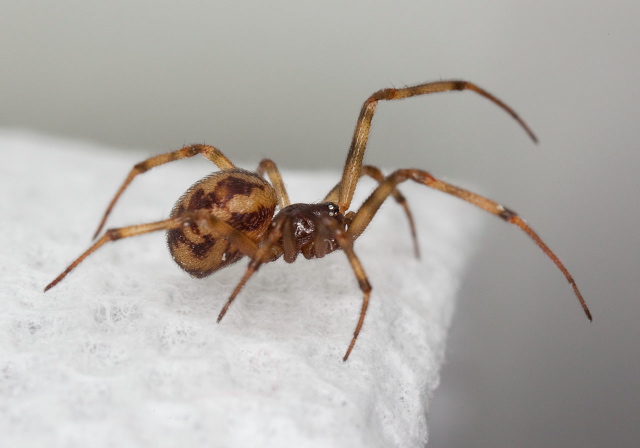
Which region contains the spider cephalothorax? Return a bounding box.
[45,80,591,361]
[272,202,346,262]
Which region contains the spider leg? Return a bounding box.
[347,168,592,321]
[256,158,291,209]
[325,165,420,258]
[318,216,371,361]
[216,216,287,322]
[44,210,259,292]
[93,144,236,239]
[338,80,538,213]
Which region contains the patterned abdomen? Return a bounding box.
[167,168,277,278]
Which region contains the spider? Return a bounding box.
[45,80,592,361]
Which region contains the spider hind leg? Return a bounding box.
[44,211,260,292]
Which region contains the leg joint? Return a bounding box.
[359,278,372,293]
[497,205,518,221]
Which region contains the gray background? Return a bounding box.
[3,1,638,447]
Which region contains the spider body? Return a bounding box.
[167,169,346,275]
[45,80,592,361]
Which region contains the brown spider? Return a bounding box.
[45,80,592,361]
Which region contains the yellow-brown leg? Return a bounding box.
[338,80,538,213]
[216,215,287,322]
[256,159,291,209]
[93,144,236,239]
[319,216,371,361]
[346,168,592,321]
[325,165,420,257]
[45,210,259,292]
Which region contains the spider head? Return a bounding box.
[274,202,346,262]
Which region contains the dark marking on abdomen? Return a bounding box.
[189,234,218,258]
[227,206,273,232]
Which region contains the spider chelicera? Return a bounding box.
[45,80,592,361]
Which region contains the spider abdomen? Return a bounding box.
[167,168,277,278]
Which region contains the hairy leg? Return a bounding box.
[93,144,235,238]
[216,215,287,322]
[45,210,258,292]
[256,158,291,209]
[317,215,371,361]
[338,80,538,212]
[347,168,592,321]
[325,165,420,257]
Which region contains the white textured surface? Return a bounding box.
[0,132,481,447]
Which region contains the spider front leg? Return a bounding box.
[318,216,372,362]
[44,210,260,292]
[325,165,420,257]
[93,144,236,239]
[347,169,592,321]
[338,80,538,213]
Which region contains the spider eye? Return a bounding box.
[327,203,338,216]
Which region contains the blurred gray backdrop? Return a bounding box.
[2,1,639,447]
